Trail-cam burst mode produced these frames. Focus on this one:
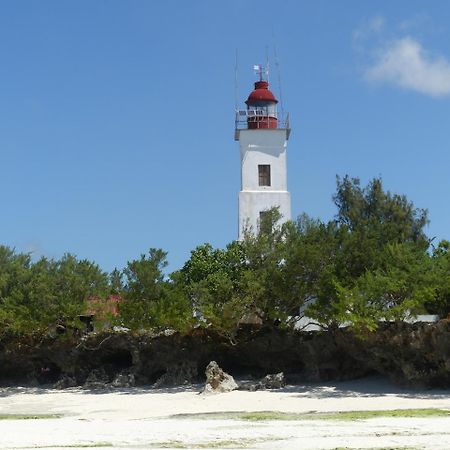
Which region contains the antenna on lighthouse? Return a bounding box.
[272,33,285,116]
[234,48,239,110]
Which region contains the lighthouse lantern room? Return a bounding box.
[235,65,292,239]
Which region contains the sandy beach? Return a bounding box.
[1,376,449,449]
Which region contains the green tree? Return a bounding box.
[120,248,168,328]
[0,246,34,333]
[324,243,435,333]
[307,176,432,330]
[239,209,296,327]
[427,240,450,318]
[283,215,341,328]
[333,176,429,282]
[0,246,109,335]
[334,176,428,244]
[53,254,109,320]
[109,268,124,294]
[177,241,249,338]
[119,248,194,331]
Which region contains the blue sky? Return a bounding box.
[1,1,450,273]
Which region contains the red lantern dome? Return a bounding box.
[245,80,278,129]
[245,80,278,105]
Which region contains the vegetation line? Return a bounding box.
[172,408,450,421]
[0,414,62,420]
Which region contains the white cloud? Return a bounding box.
[364,37,450,97]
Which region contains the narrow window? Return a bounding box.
[258,164,271,186]
[259,211,272,235]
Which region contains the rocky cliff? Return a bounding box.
[0,320,449,388]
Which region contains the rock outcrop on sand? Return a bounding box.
[260,372,286,389]
[202,361,238,394]
[239,372,286,391]
[239,372,286,392]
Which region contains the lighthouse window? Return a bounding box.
[258,165,271,186]
[259,211,272,235]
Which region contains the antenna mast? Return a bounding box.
[273,39,285,117]
[234,48,239,111]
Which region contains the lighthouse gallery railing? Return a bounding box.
[234,109,290,130]
[234,109,290,140]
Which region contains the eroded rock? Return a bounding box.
[202,361,238,394]
[260,372,286,389]
[83,368,109,389]
[1,321,449,389]
[111,371,135,388]
[239,372,286,391]
[53,374,77,389]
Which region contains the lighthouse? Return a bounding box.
[235,66,291,239]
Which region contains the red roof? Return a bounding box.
[87,295,122,317]
[245,80,278,105]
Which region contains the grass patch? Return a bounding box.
[14,444,112,449]
[147,438,280,448]
[333,448,418,450]
[46,445,111,449]
[56,444,112,448]
[172,408,450,422]
[305,408,450,421]
[0,413,62,420]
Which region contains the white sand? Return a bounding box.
[0,376,449,449]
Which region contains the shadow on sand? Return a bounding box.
[0,375,449,399]
[284,375,450,400]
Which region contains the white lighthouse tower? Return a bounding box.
[235,66,291,239]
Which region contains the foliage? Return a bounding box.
[119,248,194,331]
[329,244,435,332]
[333,176,429,245]
[427,240,450,318]
[307,176,436,330]
[177,241,249,338]
[0,247,109,335]
[333,176,429,281]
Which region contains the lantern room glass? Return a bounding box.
[247,102,277,118]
